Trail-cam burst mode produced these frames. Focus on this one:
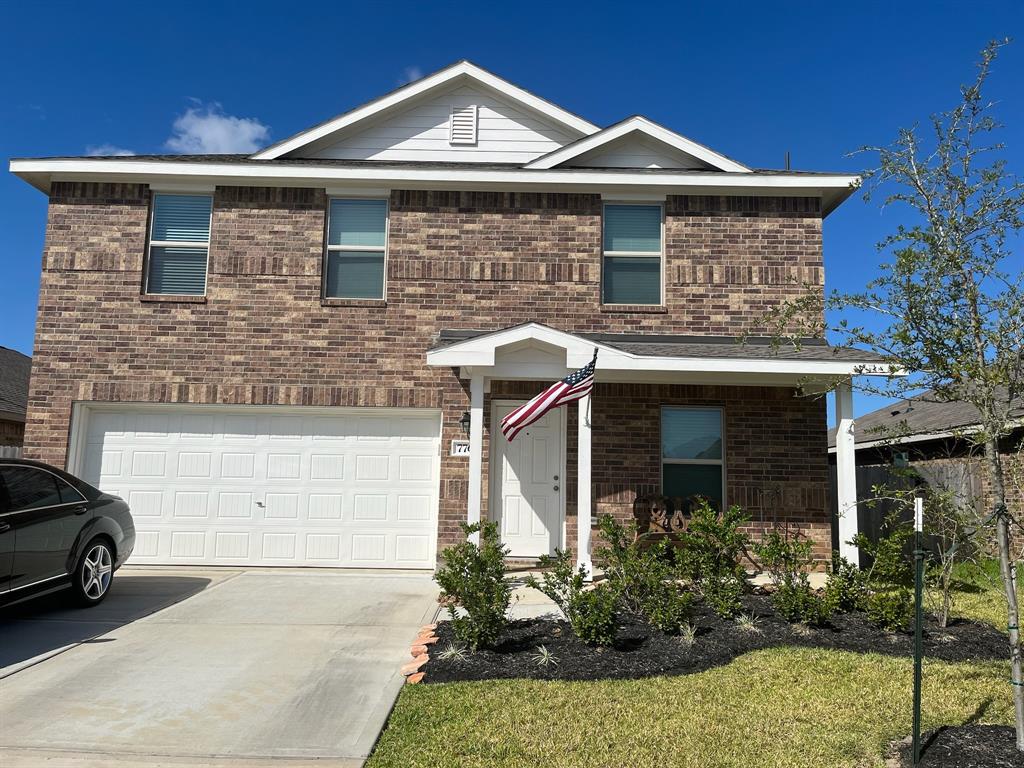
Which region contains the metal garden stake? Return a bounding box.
[912,495,924,766]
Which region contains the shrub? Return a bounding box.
[754,527,833,626]
[594,515,693,633]
[675,500,751,618]
[773,580,832,626]
[526,549,620,646]
[865,589,913,632]
[851,511,913,588]
[433,521,512,650]
[825,554,870,613]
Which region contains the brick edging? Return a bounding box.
[402,623,438,684]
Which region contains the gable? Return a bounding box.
[565,133,713,169]
[254,60,597,162]
[525,116,750,173]
[302,82,582,164]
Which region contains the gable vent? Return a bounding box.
[449,105,478,145]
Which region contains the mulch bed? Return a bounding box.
[423,594,1007,684]
[892,725,1024,767]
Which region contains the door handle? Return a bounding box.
[553,485,559,492]
[0,522,10,533]
[72,505,89,515]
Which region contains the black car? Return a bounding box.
[0,458,134,608]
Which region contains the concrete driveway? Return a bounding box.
[0,567,439,767]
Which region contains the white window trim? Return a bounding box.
[323,196,390,301]
[144,193,213,296]
[601,201,665,307]
[660,405,726,506]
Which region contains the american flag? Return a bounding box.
[500,350,597,442]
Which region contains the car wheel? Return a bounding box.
[73,538,114,606]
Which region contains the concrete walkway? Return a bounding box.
[0,568,439,767]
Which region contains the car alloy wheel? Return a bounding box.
[82,543,113,600]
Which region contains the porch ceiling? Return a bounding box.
[425,322,893,387]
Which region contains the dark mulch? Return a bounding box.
[893,725,1024,767]
[424,594,1007,684]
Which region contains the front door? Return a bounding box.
[492,403,563,558]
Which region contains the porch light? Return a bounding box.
[458,411,472,436]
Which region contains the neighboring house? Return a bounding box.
[9,61,885,571]
[827,392,1024,551]
[0,346,31,456]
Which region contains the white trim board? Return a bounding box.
[252,61,598,160]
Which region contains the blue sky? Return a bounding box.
[2,1,1022,422]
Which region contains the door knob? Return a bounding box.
[553,475,559,481]
[553,485,559,491]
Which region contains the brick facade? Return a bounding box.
[26,183,828,556]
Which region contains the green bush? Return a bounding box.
[754,527,833,626]
[865,589,913,632]
[594,515,693,633]
[851,511,913,588]
[675,500,750,618]
[773,580,833,626]
[526,549,620,646]
[434,521,512,650]
[825,554,870,613]
[570,583,620,645]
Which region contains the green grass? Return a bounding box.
[945,559,1022,630]
[369,648,1012,768]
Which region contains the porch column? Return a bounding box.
[835,380,860,565]
[467,372,484,545]
[577,392,593,577]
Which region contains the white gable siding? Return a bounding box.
[306,85,579,163]
[568,134,713,169]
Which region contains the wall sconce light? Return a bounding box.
[458,411,472,436]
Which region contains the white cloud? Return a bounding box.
[397,66,423,86]
[165,102,270,154]
[86,144,136,156]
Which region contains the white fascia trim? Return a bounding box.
[252,61,599,160]
[524,116,751,172]
[827,418,1024,453]
[148,182,216,193]
[10,159,860,195]
[425,322,895,377]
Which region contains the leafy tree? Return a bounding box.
[765,40,1024,747]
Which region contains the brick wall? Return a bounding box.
[26,183,827,553]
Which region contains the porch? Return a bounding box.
[427,323,887,572]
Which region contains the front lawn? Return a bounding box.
[368,647,1012,768]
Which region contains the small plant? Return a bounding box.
[824,554,870,613]
[735,612,762,634]
[852,510,914,588]
[531,645,559,668]
[755,527,833,627]
[678,623,698,649]
[865,589,913,632]
[675,500,751,618]
[791,622,814,638]
[594,515,693,633]
[526,550,620,646]
[436,642,468,662]
[434,520,512,650]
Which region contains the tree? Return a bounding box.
[767,39,1024,749]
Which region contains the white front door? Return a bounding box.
[492,402,563,557]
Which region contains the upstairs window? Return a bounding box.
[661,407,724,510]
[602,203,663,305]
[146,194,212,296]
[325,198,388,300]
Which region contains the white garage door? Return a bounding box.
[73,405,441,568]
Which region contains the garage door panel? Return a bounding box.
[77,405,440,568]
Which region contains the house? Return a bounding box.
[0,346,31,456]
[827,391,1024,550]
[9,61,887,572]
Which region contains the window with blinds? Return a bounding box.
[146,194,212,295]
[661,406,724,510]
[601,203,663,305]
[325,198,388,300]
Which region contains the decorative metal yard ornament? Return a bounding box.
[912,495,925,766]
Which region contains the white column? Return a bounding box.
[576,392,593,577]
[467,373,484,544]
[835,380,860,565]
